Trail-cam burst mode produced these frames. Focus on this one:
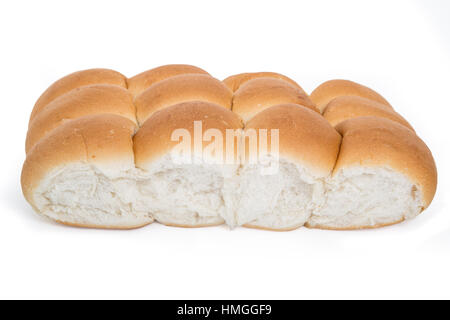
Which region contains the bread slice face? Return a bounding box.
[307,166,424,230]
[235,159,326,230]
[307,117,437,230]
[131,156,233,228]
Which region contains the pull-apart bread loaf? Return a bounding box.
[21,66,437,230]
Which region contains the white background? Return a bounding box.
[0,0,449,299]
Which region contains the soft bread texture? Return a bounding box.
[232,78,318,122]
[127,64,209,97]
[223,72,301,92]
[311,79,392,113]
[134,101,243,227]
[135,74,233,125]
[22,65,437,231]
[323,96,414,131]
[21,114,153,229]
[26,84,137,153]
[334,117,437,208]
[230,104,341,230]
[30,68,127,122]
[307,117,437,230]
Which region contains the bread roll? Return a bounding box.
[135,74,233,125]
[311,79,392,113]
[127,64,209,96]
[232,78,318,122]
[134,101,243,227]
[30,68,127,123]
[323,96,414,131]
[231,104,341,230]
[26,84,137,153]
[307,117,437,230]
[223,72,301,92]
[21,114,153,229]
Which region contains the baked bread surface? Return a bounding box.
[21,65,437,230]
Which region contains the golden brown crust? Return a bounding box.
[305,218,405,231]
[243,223,303,232]
[334,117,437,208]
[55,219,153,230]
[223,72,301,92]
[127,64,209,97]
[135,74,233,125]
[134,101,243,169]
[30,68,127,122]
[310,79,392,113]
[323,96,414,131]
[26,84,137,153]
[21,114,136,205]
[244,104,342,177]
[232,78,318,122]
[158,221,225,228]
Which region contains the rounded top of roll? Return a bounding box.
[232,78,318,123]
[26,84,137,154]
[21,114,136,204]
[223,72,301,92]
[323,96,414,131]
[30,68,127,123]
[310,79,392,113]
[134,74,233,125]
[127,64,209,97]
[244,104,341,177]
[134,101,243,170]
[335,116,437,208]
